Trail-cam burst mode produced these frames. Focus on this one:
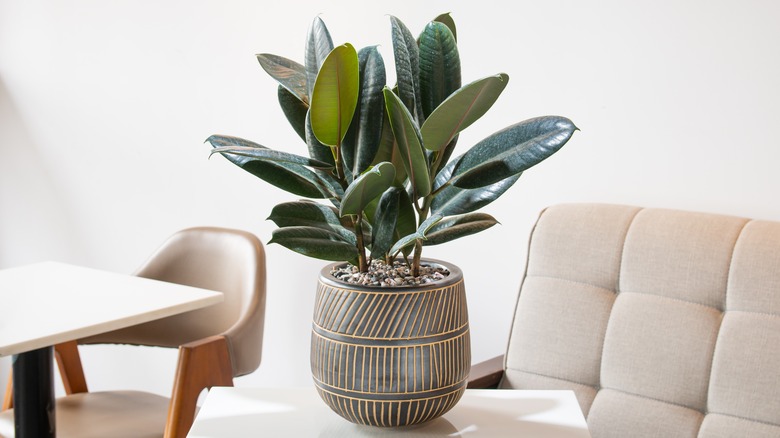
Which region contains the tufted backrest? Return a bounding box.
[501,203,780,437]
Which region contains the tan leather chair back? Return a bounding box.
[503,203,780,437]
[82,227,266,377]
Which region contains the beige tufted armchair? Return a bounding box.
[469,203,780,437]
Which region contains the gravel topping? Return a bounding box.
[330,259,450,287]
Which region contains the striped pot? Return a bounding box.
[311,259,470,427]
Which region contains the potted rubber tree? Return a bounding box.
[207,13,577,427]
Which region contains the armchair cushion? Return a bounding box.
[500,203,780,438]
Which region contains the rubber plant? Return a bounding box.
[207,13,577,276]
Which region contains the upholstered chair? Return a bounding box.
[470,203,780,437]
[1,226,267,438]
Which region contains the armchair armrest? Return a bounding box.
[467,355,505,389]
[165,335,234,438]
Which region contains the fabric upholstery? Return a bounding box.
[500,203,780,437]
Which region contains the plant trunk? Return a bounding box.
[354,214,368,272]
[411,240,423,277]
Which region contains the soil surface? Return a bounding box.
[330,259,450,287]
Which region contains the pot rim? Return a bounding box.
[318,258,463,291]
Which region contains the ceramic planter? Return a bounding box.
[310,259,470,427]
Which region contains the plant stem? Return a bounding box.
[430,150,446,180]
[354,213,368,272]
[411,239,423,277]
[332,145,344,182]
[411,196,433,277]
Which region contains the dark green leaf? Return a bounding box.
[311,44,359,147]
[278,86,308,142]
[342,46,386,176]
[395,189,417,245]
[418,214,444,234]
[209,145,332,169]
[430,154,521,216]
[339,162,395,216]
[257,53,308,105]
[268,201,356,245]
[304,16,334,99]
[434,135,459,176]
[419,21,461,119]
[370,187,401,259]
[424,213,498,246]
[269,226,358,262]
[390,16,423,124]
[388,233,420,258]
[207,135,339,199]
[305,110,336,167]
[383,87,431,197]
[388,214,443,255]
[370,110,407,185]
[452,116,577,188]
[421,74,508,152]
[433,13,457,41]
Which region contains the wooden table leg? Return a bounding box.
[13,346,55,437]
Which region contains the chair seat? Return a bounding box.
[0,390,170,438]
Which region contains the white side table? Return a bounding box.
[188,387,591,437]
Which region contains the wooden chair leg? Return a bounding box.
[164,335,234,438]
[2,341,87,411]
[2,371,12,410]
[54,341,88,394]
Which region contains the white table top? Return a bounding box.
[188,387,592,437]
[0,261,223,356]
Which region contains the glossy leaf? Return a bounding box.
[424,213,498,246]
[305,110,335,167]
[339,162,395,216]
[383,87,431,197]
[257,54,308,105]
[435,135,459,175]
[430,154,521,216]
[209,145,332,169]
[269,226,358,262]
[432,13,457,42]
[311,44,359,147]
[268,201,356,244]
[419,21,461,119]
[206,135,340,199]
[342,46,386,176]
[395,189,417,246]
[370,109,407,186]
[421,74,508,152]
[390,16,423,124]
[277,86,308,142]
[388,214,443,255]
[366,184,414,258]
[304,16,334,99]
[370,187,401,259]
[452,116,577,188]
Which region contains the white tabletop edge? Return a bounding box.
[0,293,222,356]
[0,261,224,356]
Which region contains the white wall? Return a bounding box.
[2,0,779,398]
